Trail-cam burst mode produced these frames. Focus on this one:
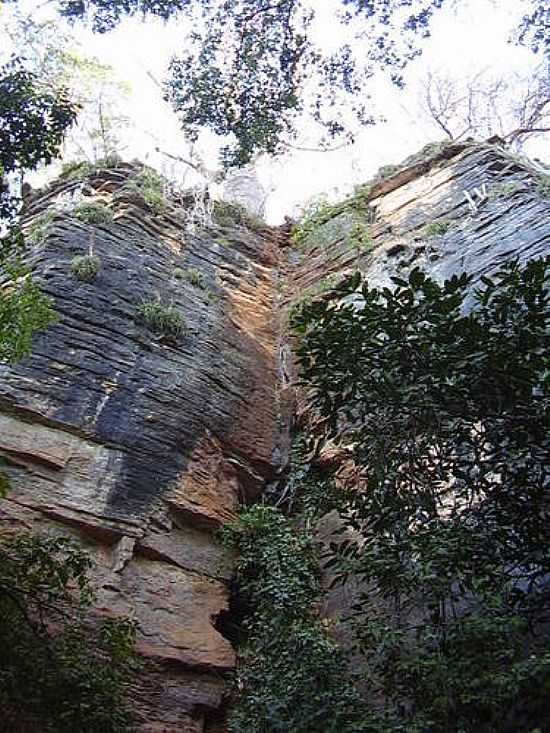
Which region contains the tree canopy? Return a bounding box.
[0,59,77,222]
[0,59,78,362]
[49,0,550,165]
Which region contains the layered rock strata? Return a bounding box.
[1,142,549,729]
[290,141,550,299]
[0,164,288,732]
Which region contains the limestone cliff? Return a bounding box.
[0,142,549,730]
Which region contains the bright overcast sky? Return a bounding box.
[2,0,548,222]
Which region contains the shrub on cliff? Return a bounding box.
[71,253,102,282]
[0,531,138,731]
[123,168,166,214]
[74,201,114,225]
[136,300,187,339]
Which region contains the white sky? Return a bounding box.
[2,0,549,222]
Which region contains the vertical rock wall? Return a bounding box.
[290,141,550,297]
[1,142,549,730]
[0,164,289,732]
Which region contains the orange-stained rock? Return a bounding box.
[0,163,290,731]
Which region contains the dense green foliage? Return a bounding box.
[0,59,77,222]
[0,532,138,731]
[289,257,550,731]
[0,59,77,362]
[52,0,548,165]
[221,505,367,733]
[0,254,57,362]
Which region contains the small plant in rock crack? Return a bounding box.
[73,201,114,226]
[71,254,102,282]
[26,210,55,245]
[136,301,187,339]
[489,180,523,199]
[423,219,451,237]
[349,222,372,252]
[184,268,206,289]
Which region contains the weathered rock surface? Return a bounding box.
[1,142,549,730]
[290,141,550,299]
[0,164,288,731]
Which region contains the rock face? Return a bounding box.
[222,165,266,218]
[0,164,288,731]
[290,141,550,299]
[1,142,549,729]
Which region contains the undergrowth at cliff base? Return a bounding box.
[0,530,139,731]
[221,505,369,733]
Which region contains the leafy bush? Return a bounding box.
[423,219,451,237]
[136,300,186,338]
[71,254,101,282]
[0,263,57,362]
[74,201,113,225]
[221,505,367,733]
[124,168,166,214]
[0,532,138,731]
[26,210,55,245]
[291,257,550,731]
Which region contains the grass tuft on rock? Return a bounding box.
[26,210,56,245]
[123,168,166,214]
[423,219,451,237]
[74,201,113,226]
[136,301,186,338]
[71,255,101,282]
[536,174,550,198]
